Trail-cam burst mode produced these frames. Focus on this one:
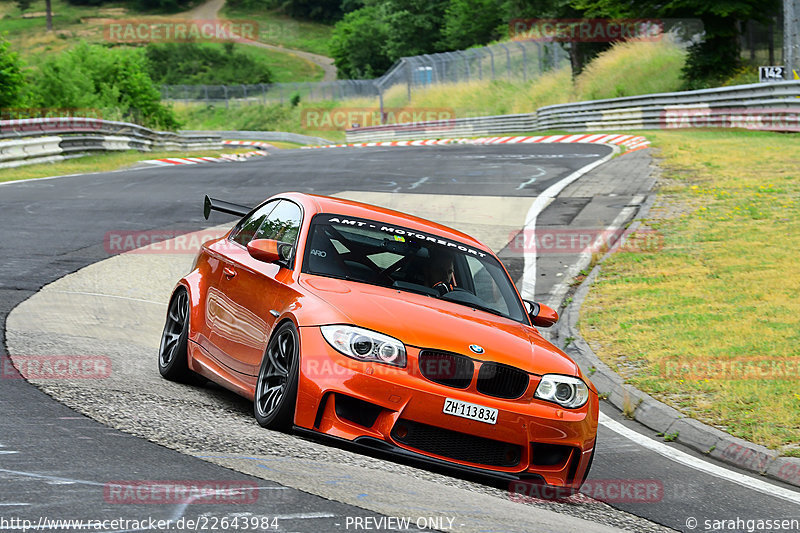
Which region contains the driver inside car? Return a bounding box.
[426,252,457,295]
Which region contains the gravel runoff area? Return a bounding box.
[5,215,674,533]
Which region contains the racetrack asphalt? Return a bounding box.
[2,144,798,532]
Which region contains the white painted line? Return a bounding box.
[0,503,30,506]
[520,144,620,299]
[272,513,337,520]
[51,290,165,306]
[545,197,642,309]
[409,176,429,190]
[599,413,800,504]
[0,450,19,454]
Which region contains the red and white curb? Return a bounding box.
[222,140,275,149]
[303,134,650,153]
[140,140,271,166]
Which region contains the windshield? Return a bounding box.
[302,214,528,323]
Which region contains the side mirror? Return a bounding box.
[247,239,292,264]
[523,300,559,328]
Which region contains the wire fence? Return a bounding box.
[161,40,569,105]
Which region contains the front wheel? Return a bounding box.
[254,322,300,430]
[158,288,192,382]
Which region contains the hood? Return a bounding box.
[299,275,577,376]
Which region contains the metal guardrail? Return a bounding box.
[181,130,334,145]
[0,118,222,169]
[345,81,800,142]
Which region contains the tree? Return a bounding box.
[574,0,781,86]
[280,0,344,22]
[0,36,26,109]
[330,4,393,78]
[28,42,179,129]
[441,0,505,50]
[330,0,450,78]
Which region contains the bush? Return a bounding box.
[0,35,25,108]
[27,42,179,129]
[145,42,273,85]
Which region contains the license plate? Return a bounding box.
[442,398,498,425]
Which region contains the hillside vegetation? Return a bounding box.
[0,0,326,83]
[175,39,687,135]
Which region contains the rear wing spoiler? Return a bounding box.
[203,195,252,220]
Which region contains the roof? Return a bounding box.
[278,192,491,253]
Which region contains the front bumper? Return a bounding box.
[295,326,598,488]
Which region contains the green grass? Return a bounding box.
[221,5,333,56]
[174,100,343,141]
[1,0,325,82]
[579,129,800,453]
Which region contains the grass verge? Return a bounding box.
[579,129,800,453]
[220,5,333,56]
[173,101,344,142]
[0,149,248,183]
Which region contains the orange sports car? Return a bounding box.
[158,192,598,492]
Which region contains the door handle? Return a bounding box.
[223,266,237,279]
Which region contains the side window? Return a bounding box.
[465,256,510,315]
[229,201,278,246]
[255,200,302,246]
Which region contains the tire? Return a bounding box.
[158,288,193,382]
[254,321,300,430]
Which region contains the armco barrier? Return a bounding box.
[345,80,800,142]
[181,130,334,146]
[0,117,222,169]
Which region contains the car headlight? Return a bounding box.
[534,374,589,408]
[320,325,406,367]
